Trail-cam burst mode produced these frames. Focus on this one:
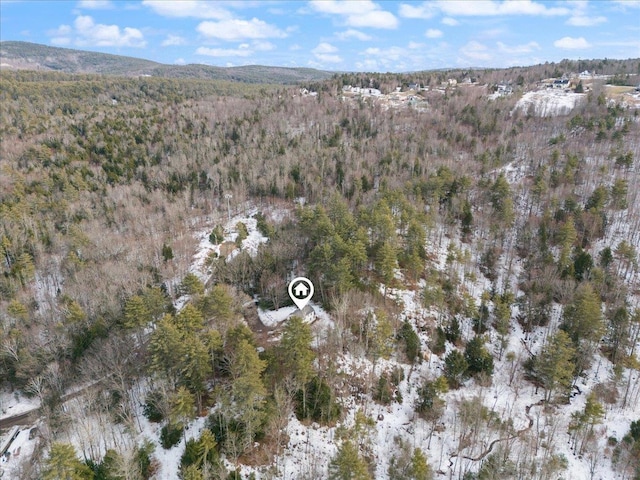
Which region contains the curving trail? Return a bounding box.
[448,399,546,465]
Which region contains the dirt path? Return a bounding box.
[447,399,545,466]
[0,409,37,429]
[0,377,109,431]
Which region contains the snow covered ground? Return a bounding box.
[190,209,269,282]
[173,208,270,311]
[258,305,299,328]
[257,303,333,329]
[0,426,38,476]
[0,391,38,420]
[514,90,586,117]
[3,195,639,479]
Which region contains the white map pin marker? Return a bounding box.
[288,276,314,310]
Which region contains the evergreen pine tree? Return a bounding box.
[42,443,94,480]
[376,240,398,288]
[182,464,204,480]
[180,273,205,296]
[562,283,604,348]
[149,315,184,387]
[444,350,468,388]
[409,448,433,480]
[123,295,150,329]
[464,335,494,378]
[280,315,315,411]
[535,330,576,403]
[328,440,372,480]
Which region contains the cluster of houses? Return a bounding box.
[341,78,487,111]
[342,77,468,99]
[341,69,632,106]
[341,85,382,96]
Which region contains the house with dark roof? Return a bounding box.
[553,79,569,89]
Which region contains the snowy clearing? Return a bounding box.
[514,90,586,117]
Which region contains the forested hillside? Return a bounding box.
[0,42,334,84]
[1,59,640,480]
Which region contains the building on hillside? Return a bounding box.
[342,85,381,96]
[553,79,569,89]
[496,83,513,95]
[288,304,316,323]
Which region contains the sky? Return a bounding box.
[1,0,639,72]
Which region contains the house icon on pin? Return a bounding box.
[293,282,309,298]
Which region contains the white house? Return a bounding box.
[288,304,316,324]
[496,83,513,95]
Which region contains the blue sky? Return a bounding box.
[1,1,639,71]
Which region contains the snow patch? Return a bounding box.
[514,90,586,117]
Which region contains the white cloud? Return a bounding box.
[496,41,540,54]
[50,24,73,36]
[49,16,146,48]
[314,54,342,63]
[195,39,275,58]
[50,24,73,46]
[425,29,443,38]
[142,0,231,19]
[309,0,398,29]
[405,0,569,17]
[197,18,287,41]
[355,58,381,71]
[398,3,435,19]
[253,41,275,52]
[196,46,253,57]
[363,46,404,61]
[460,40,491,61]
[161,34,186,46]
[336,29,373,41]
[74,15,146,47]
[357,45,412,71]
[309,0,374,15]
[312,42,343,63]
[554,36,591,49]
[314,42,338,53]
[174,58,186,65]
[441,17,459,26]
[566,15,606,26]
[349,10,398,29]
[77,0,113,9]
[355,41,451,71]
[612,0,640,8]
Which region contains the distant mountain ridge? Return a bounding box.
[0,41,334,84]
